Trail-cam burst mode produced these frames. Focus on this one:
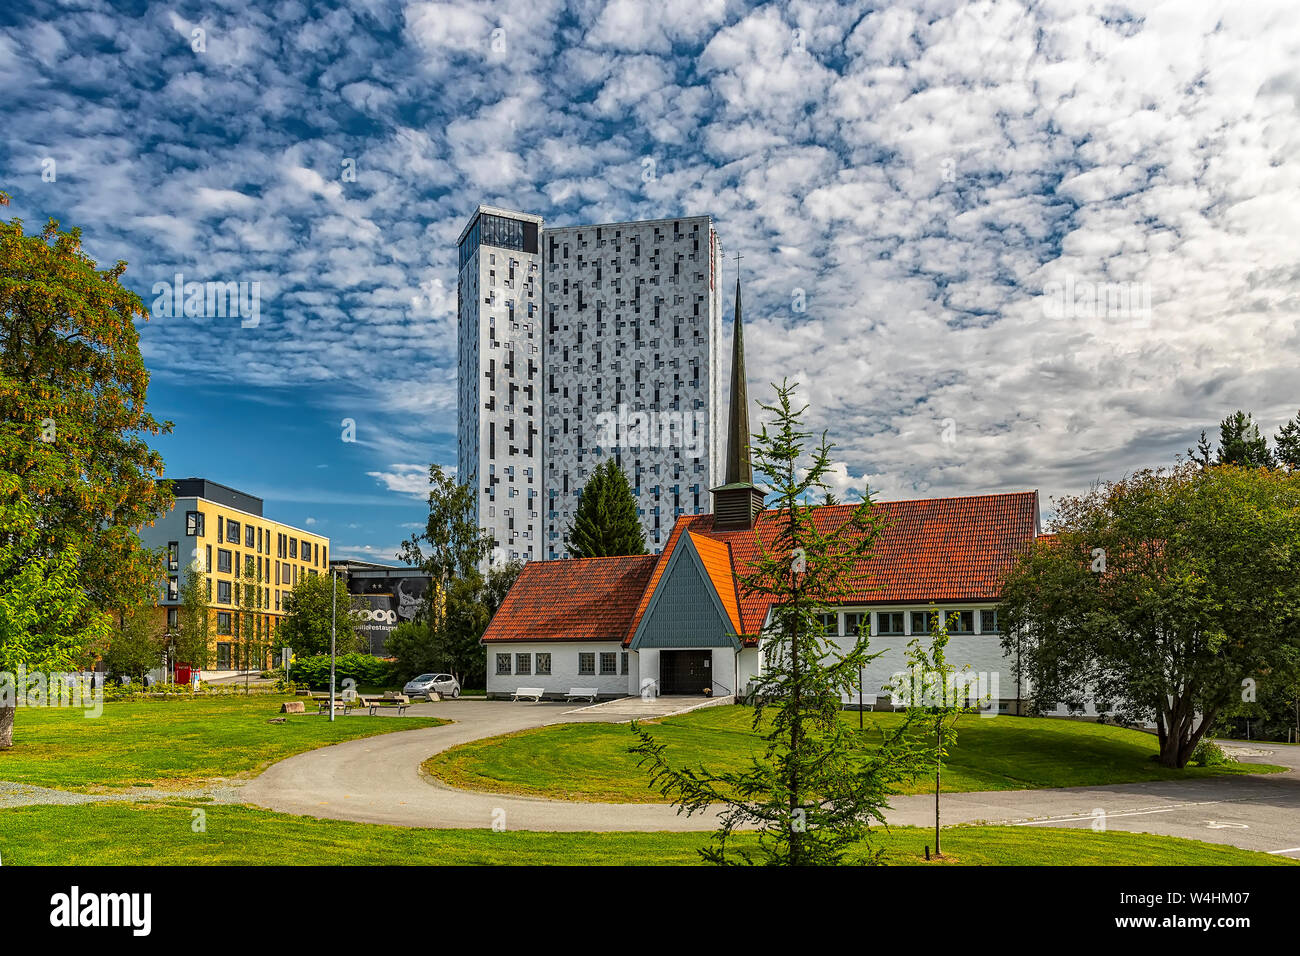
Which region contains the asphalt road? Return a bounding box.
[236,699,1300,856]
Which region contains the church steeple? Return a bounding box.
[724,270,751,486]
[711,259,766,530]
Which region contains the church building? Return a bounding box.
[482,271,1051,711]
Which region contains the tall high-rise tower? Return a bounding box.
[541,215,724,556]
[457,207,725,562]
[456,206,545,563]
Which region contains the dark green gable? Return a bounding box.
[629,536,740,650]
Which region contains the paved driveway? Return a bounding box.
[237,698,727,831]
[885,742,1300,858]
[236,699,1300,855]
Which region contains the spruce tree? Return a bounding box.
[1276,411,1300,473]
[631,380,926,865]
[1217,410,1273,467]
[566,458,646,558]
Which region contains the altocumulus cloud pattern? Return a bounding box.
[2,0,1298,558]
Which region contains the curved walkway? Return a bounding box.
[237,699,727,831]
[236,699,1300,856]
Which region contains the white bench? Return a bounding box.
[565,687,600,703]
[511,687,545,702]
[844,691,876,711]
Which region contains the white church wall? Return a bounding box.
[485,642,629,699]
[634,647,659,696]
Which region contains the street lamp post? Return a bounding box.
[330,567,338,723]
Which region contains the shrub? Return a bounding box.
[288,653,394,690]
[100,681,198,701]
[1190,738,1237,767]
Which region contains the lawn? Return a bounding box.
[0,802,1290,866]
[425,706,1283,803]
[0,695,448,790]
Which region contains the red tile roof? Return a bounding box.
[481,554,659,644]
[625,491,1039,643]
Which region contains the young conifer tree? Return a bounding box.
[632,380,926,865]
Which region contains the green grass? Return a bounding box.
[0,802,1289,865]
[0,695,447,790]
[425,706,1284,803]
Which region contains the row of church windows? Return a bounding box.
[495,651,630,677]
[816,609,999,636]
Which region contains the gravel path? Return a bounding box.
[0,779,242,808]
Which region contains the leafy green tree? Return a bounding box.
[566,458,646,558]
[387,578,486,686]
[171,564,211,672]
[278,572,362,658]
[388,561,522,688]
[1275,410,1300,473]
[399,464,491,615]
[393,464,522,688]
[0,476,112,747]
[999,464,1300,767]
[893,610,982,858]
[484,559,524,616]
[385,619,438,682]
[1,206,170,742]
[0,210,172,621]
[103,606,165,683]
[632,380,924,865]
[232,558,264,692]
[1214,669,1300,743]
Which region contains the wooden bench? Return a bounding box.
[360,693,410,715]
[511,687,545,702]
[313,696,353,715]
[564,687,600,703]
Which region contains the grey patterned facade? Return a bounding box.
[457,207,725,563]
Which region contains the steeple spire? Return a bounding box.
[711,254,766,530]
[725,266,751,485]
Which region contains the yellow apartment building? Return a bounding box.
[141,478,330,673]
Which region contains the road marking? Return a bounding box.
[1267,847,1300,855]
[1205,821,1249,829]
[1012,803,1213,826]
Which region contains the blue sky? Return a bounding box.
[3,0,1298,561]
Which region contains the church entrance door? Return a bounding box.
[660,650,711,695]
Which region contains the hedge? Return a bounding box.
[287,653,396,690]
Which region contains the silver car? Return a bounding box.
[403,673,461,700]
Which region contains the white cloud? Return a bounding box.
[3,0,1297,533]
[367,464,430,499]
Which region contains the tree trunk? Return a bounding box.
[934,724,942,856]
[0,705,14,749]
[1156,703,1218,768]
